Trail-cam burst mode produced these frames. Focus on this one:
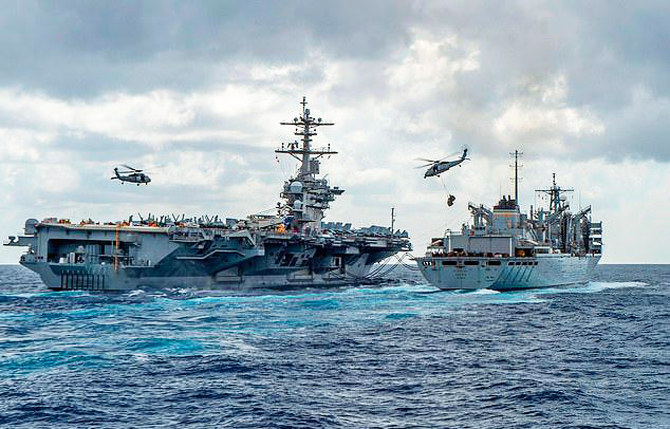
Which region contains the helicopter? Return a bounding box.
[416,149,469,179]
[111,165,152,185]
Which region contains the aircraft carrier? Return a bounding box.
[5,98,411,291]
[416,152,602,290]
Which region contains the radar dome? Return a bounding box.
[24,218,39,235]
[289,181,303,193]
[293,200,303,210]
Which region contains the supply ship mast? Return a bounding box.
[416,150,602,291]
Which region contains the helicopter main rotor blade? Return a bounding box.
[432,152,460,163]
[121,164,142,172]
[415,162,436,169]
[144,164,165,170]
[417,154,452,163]
[444,150,463,159]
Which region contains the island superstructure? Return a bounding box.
[6,98,411,291]
[416,151,602,290]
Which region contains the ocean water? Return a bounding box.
[0,264,668,428]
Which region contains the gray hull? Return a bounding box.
[8,215,409,292]
[21,260,380,291]
[18,243,400,292]
[416,254,600,291]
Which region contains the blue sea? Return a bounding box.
[0,264,668,428]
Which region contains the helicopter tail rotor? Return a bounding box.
[110,167,121,180]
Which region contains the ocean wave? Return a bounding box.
[0,265,668,428]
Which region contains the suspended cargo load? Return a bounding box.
[415,151,601,290]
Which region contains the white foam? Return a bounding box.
[220,338,259,355]
[133,353,150,362]
[469,288,501,295]
[528,281,648,296]
[585,281,648,292]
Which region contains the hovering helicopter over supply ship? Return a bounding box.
[5,98,411,291]
[417,149,469,179]
[415,150,602,291]
[417,148,469,206]
[111,165,152,185]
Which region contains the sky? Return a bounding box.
[1,0,669,264]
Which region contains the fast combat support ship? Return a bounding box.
[416,152,602,291]
[6,98,411,291]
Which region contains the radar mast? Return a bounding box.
[535,173,574,213]
[276,97,343,233]
[510,150,523,207]
[276,96,337,177]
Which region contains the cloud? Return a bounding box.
[0,1,415,97]
[387,32,480,99]
[0,87,282,148]
[493,74,605,155]
[604,85,670,161]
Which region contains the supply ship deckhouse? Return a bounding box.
[6,98,411,291]
[416,151,602,290]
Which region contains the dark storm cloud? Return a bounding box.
[396,1,670,162]
[0,0,668,162]
[0,0,414,97]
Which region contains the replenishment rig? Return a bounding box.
[416,151,601,290]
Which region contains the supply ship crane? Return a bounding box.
[416,151,601,290]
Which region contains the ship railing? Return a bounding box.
[168,228,208,241]
[123,260,154,268]
[20,254,38,263]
